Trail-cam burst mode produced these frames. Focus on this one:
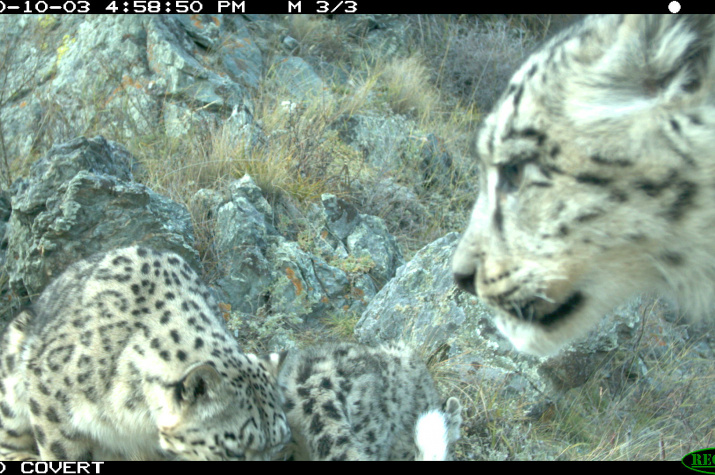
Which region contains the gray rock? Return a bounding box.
[335,114,455,191]
[0,15,262,164]
[416,133,454,189]
[355,232,650,400]
[197,177,402,331]
[334,114,411,172]
[6,136,198,303]
[170,14,220,49]
[147,16,247,111]
[356,177,428,237]
[267,240,351,320]
[314,194,405,286]
[355,233,472,349]
[333,15,407,60]
[10,136,134,213]
[271,56,330,101]
[281,35,300,53]
[0,190,13,320]
[220,16,264,91]
[201,175,276,315]
[0,190,10,254]
[47,16,158,141]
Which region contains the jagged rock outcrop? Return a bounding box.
[193,178,403,333]
[0,15,262,163]
[5,135,198,309]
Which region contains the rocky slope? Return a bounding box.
[0,14,712,461]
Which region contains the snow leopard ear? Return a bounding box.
[3,309,35,355]
[443,397,461,417]
[442,397,462,443]
[179,363,222,404]
[629,15,714,98]
[562,15,714,123]
[259,351,288,379]
[11,308,34,331]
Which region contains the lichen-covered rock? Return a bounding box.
[0,15,262,163]
[355,232,650,399]
[270,56,329,101]
[315,194,404,286]
[6,136,198,306]
[194,177,403,342]
[355,233,471,349]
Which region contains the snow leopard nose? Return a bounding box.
[454,255,517,300]
[453,271,477,296]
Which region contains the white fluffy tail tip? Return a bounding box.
[415,410,449,461]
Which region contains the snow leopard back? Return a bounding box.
[276,342,461,460]
[0,246,290,460]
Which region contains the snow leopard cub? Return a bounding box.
[276,342,461,461]
[0,246,290,461]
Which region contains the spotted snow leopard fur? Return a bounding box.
[0,246,290,460]
[275,342,461,461]
[452,15,715,356]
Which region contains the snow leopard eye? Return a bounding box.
[498,163,524,193]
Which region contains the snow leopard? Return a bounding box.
[0,246,290,460]
[452,15,715,356]
[275,342,462,461]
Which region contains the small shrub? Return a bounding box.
[380,55,439,118]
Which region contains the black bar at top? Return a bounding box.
[0,0,699,15]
